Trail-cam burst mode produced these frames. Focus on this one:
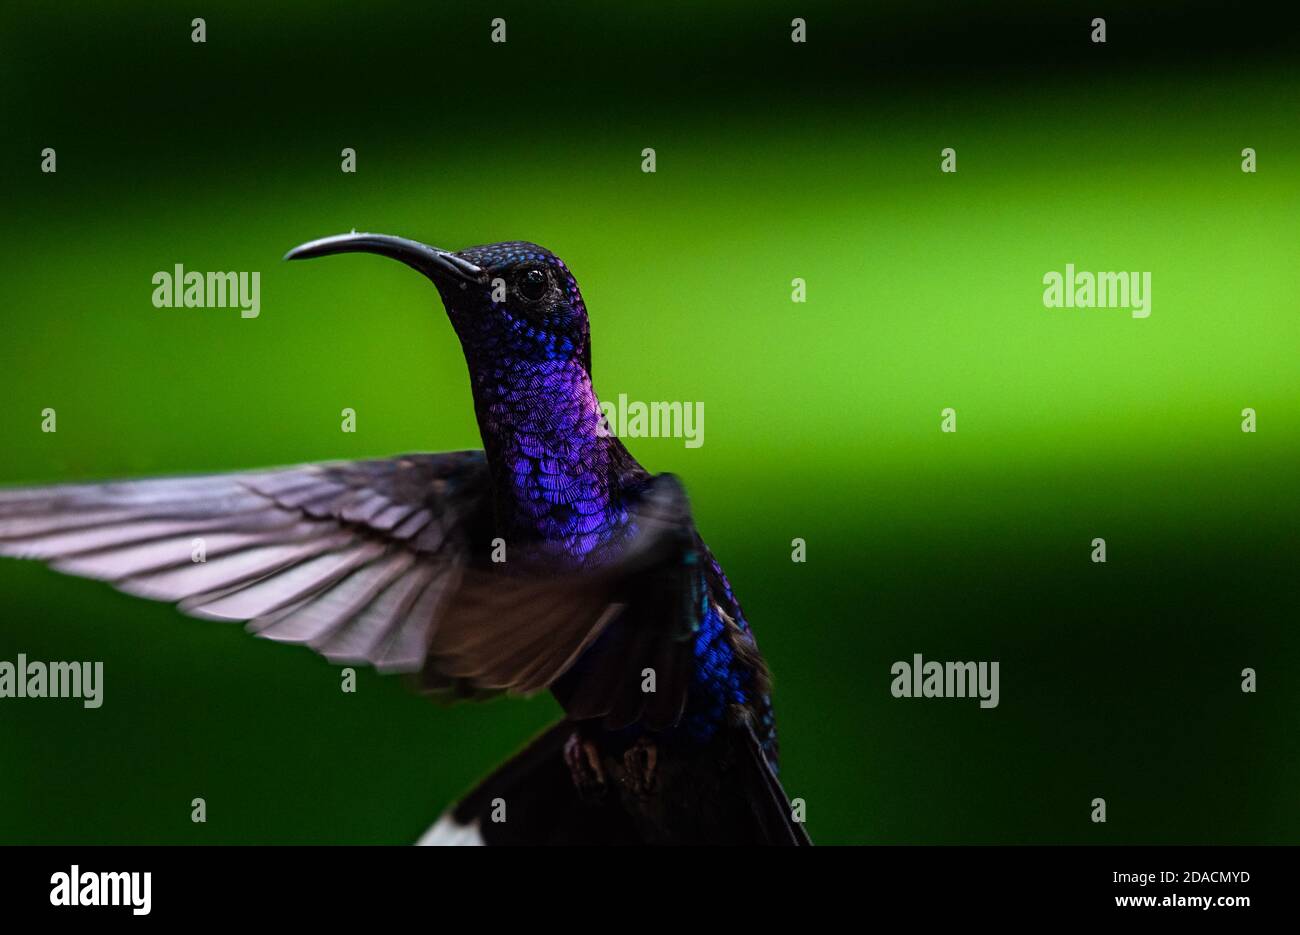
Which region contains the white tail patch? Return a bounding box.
[416,813,484,846]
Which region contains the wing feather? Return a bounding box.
[184,539,388,621]
[250,551,414,643]
[1,457,709,734]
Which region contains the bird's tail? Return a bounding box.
[417,720,638,845]
[738,724,813,846]
[417,720,812,845]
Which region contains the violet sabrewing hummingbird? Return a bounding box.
[0,232,809,846]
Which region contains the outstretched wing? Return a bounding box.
[0,453,491,672]
[0,457,703,726]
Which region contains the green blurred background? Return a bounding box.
[1,2,1296,844]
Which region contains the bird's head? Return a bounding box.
[285,233,591,370]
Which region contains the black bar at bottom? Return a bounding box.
[0,845,1282,922]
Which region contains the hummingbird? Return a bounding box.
[0,233,810,846]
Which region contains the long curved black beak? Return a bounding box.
[284,232,484,284]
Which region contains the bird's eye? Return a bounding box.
[517,267,549,302]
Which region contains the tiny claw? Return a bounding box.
[622,737,658,797]
[564,732,606,799]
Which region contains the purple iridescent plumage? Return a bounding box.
[0,232,803,843]
[443,242,779,766]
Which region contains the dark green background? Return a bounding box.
[1,2,1296,843]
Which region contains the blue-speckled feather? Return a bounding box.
[434,241,781,771]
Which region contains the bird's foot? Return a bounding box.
[564,732,606,799]
[621,736,658,797]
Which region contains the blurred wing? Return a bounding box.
[420,473,705,731]
[0,460,704,728]
[0,453,491,673]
